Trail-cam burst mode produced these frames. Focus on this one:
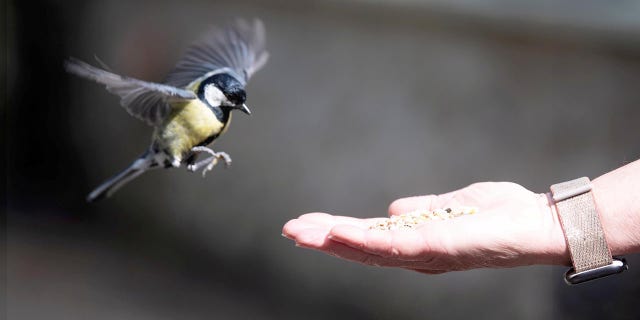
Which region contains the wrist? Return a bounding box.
[550,176,629,284]
[592,174,640,255]
[540,192,571,266]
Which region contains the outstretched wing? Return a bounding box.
[64,57,197,126]
[164,18,269,87]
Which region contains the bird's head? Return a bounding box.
[199,73,251,115]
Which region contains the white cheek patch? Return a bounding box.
[204,84,227,106]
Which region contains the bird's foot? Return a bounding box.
[187,146,232,177]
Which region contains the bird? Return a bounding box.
[65,19,269,202]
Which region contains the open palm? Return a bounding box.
[283,182,569,273]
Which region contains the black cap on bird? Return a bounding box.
[65,18,268,202]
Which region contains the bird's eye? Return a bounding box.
[225,90,246,106]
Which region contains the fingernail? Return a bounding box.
[281,233,293,240]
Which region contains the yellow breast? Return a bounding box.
[154,99,227,160]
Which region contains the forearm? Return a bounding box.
[592,159,640,255]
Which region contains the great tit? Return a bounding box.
[65,19,269,202]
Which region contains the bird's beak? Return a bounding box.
[238,103,251,115]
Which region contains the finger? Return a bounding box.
[321,240,437,269]
[282,218,321,240]
[293,227,332,248]
[283,213,392,247]
[283,222,333,248]
[388,195,439,216]
[282,212,342,238]
[318,240,391,267]
[295,236,448,270]
[329,224,431,260]
[295,212,336,224]
[286,212,384,237]
[298,212,374,228]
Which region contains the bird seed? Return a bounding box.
[369,207,478,231]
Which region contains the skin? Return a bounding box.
[282,159,640,274]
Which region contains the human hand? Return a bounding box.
[282,182,569,274]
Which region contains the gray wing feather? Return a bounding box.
[64,57,197,126]
[164,18,269,87]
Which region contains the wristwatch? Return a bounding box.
[550,177,628,285]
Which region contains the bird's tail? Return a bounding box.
[87,152,157,202]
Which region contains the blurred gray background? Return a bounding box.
[6,0,640,319]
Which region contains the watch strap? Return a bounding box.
[550,177,612,272]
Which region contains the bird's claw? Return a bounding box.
[201,152,232,177]
[187,147,232,177]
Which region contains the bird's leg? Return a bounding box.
[186,146,232,177]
